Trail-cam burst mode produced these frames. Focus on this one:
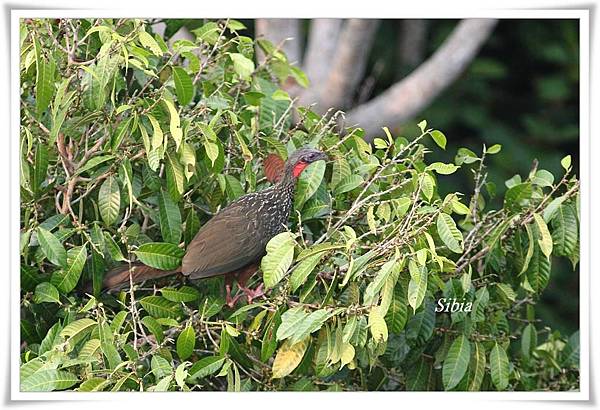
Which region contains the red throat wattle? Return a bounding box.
[292,161,309,178]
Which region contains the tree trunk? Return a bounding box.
[296,19,343,107]
[317,19,380,112]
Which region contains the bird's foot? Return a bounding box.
[241,283,265,304]
[225,283,244,308]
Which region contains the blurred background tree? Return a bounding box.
[152,18,579,336]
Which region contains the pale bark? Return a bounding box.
[255,19,302,64]
[316,19,380,112]
[297,19,343,106]
[345,19,498,141]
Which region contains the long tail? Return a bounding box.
[102,262,181,291]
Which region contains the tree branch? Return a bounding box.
[315,19,380,112]
[346,19,498,141]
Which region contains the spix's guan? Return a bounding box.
[102,147,327,305]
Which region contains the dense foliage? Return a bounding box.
[19,18,580,392]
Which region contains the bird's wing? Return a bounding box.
[181,202,267,279]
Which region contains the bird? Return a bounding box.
[101,147,328,306]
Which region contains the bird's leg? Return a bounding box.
[225,272,242,308]
[234,264,265,304]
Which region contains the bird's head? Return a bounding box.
[284,147,328,180]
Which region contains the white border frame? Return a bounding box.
[9,7,590,402]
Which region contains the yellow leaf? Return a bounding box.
[339,343,355,369]
[369,306,388,342]
[271,337,309,379]
[533,213,553,259]
[164,99,182,151]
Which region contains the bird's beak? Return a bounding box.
[316,151,328,162]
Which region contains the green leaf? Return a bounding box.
[103,231,126,262]
[521,323,537,360]
[140,296,182,318]
[203,139,219,167]
[34,282,60,304]
[21,369,78,392]
[467,342,486,391]
[551,203,578,257]
[455,147,479,165]
[437,213,463,253]
[75,155,114,176]
[543,195,567,222]
[172,67,194,105]
[134,242,184,270]
[520,224,535,275]
[151,355,172,379]
[61,318,97,347]
[184,208,201,246]
[364,257,398,305]
[99,320,121,369]
[35,55,56,116]
[98,176,121,226]
[142,316,164,344]
[261,232,296,289]
[430,130,447,149]
[421,173,435,201]
[330,157,351,190]
[288,309,332,345]
[289,253,323,292]
[405,300,435,345]
[442,335,471,390]
[385,288,408,334]
[166,152,185,201]
[407,260,428,312]
[525,244,551,293]
[471,286,489,323]
[333,174,364,195]
[489,342,510,390]
[229,52,255,80]
[147,114,164,150]
[427,162,460,175]
[504,183,532,211]
[139,30,163,56]
[36,226,67,267]
[158,189,182,244]
[50,244,87,293]
[406,358,433,391]
[177,325,196,360]
[39,322,63,354]
[187,356,226,382]
[295,160,326,209]
[532,169,554,187]
[32,145,48,195]
[485,144,502,154]
[161,286,199,302]
[561,155,572,171]
[276,307,309,341]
